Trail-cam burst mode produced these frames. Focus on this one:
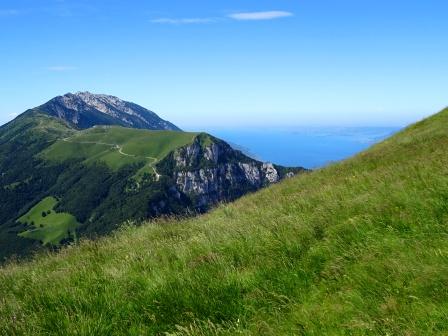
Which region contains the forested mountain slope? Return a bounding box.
[0,95,300,260]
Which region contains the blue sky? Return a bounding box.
[0,0,447,128]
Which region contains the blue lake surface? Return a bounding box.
[204,127,400,169]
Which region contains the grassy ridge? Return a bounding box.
[1,109,448,335]
[41,126,198,171]
[17,197,79,245]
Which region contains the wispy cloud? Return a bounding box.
[151,17,217,25]
[151,11,294,25]
[8,113,19,118]
[47,65,77,72]
[228,11,293,21]
[0,9,19,16]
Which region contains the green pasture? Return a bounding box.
[18,197,79,245]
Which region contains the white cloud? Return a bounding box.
[47,66,77,72]
[8,113,19,118]
[150,10,293,25]
[151,17,216,25]
[228,11,293,21]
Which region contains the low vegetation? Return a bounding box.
[17,196,79,245]
[1,109,448,335]
[42,126,198,171]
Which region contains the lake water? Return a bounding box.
[204,127,400,169]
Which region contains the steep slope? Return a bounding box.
[32,91,181,130]
[1,108,447,335]
[0,113,75,258]
[0,101,301,260]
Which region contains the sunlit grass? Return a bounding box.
[17,196,79,245]
[1,109,448,335]
[41,126,198,171]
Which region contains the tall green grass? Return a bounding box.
[1,109,448,335]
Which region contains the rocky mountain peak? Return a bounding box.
[34,92,181,131]
[61,92,134,118]
[73,91,124,107]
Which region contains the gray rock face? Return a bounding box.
[160,134,289,209]
[34,92,181,131]
[261,163,279,183]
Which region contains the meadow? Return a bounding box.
[1,109,448,335]
[17,196,79,245]
[42,126,198,171]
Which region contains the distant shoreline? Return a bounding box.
[205,126,400,169]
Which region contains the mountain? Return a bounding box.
[1,108,447,335]
[0,94,302,260]
[31,91,181,130]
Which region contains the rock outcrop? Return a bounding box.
[33,92,181,131]
[157,134,302,210]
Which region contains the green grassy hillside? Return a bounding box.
[0,113,77,258]
[1,109,448,335]
[17,197,79,245]
[1,111,292,260]
[42,126,198,172]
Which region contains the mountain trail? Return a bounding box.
[62,137,161,181]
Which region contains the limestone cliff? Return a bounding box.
[157,134,303,210]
